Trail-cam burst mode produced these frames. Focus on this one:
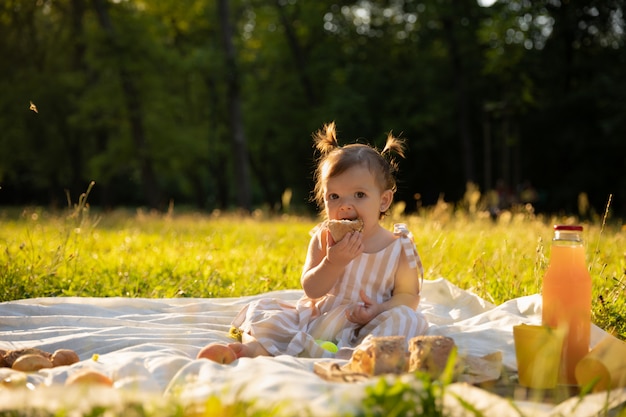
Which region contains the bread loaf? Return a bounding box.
[408,335,456,377]
[348,336,408,375]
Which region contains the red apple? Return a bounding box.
[196,343,237,364]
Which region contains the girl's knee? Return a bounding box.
[381,304,418,320]
[382,305,428,333]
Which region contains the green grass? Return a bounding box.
[1,200,625,338]
[0,208,314,300]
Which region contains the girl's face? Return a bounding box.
[323,164,392,229]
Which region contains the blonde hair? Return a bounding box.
[312,122,406,218]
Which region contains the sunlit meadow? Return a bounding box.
[1,193,624,339]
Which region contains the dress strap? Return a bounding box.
[393,223,424,290]
[309,222,324,237]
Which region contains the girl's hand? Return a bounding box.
[326,230,363,266]
[300,229,364,300]
[345,290,380,325]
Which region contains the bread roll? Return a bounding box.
[51,349,80,367]
[11,354,53,372]
[3,348,52,368]
[328,219,364,242]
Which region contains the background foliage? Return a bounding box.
[1,0,625,216]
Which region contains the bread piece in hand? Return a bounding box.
[348,335,408,376]
[328,219,364,242]
[408,335,456,377]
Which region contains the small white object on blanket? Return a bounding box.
[0,278,623,417]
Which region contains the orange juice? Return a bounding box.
[541,225,591,385]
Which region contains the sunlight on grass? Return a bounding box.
[1,209,315,299]
[1,202,624,339]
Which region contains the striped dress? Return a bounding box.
[231,223,428,358]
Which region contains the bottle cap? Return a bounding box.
[554,225,583,232]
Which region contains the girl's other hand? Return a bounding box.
[345,290,379,325]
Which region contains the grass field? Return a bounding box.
[1,198,624,339]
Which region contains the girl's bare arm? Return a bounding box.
[301,230,363,299]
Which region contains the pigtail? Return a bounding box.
[381,132,406,190]
[381,132,406,159]
[313,122,340,155]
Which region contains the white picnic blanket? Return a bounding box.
[0,277,624,416]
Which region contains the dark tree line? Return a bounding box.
[0,0,624,216]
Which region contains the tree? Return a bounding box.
[92,0,162,209]
[217,0,252,212]
[0,0,624,215]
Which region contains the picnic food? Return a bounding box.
[197,343,237,364]
[315,340,339,353]
[328,218,364,242]
[346,335,456,377]
[11,354,53,372]
[65,369,113,386]
[315,335,500,384]
[348,336,408,375]
[2,348,52,368]
[2,347,79,372]
[52,349,80,367]
[408,335,456,377]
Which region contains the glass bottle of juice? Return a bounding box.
[541,225,592,385]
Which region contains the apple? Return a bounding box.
[315,340,339,353]
[197,343,237,364]
[65,369,113,386]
